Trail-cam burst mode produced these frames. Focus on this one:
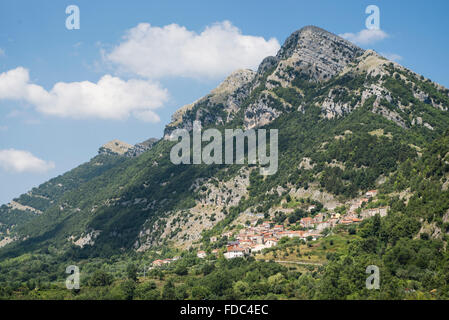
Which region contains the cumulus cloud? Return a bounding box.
[381,52,402,62]
[0,149,55,173]
[339,29,389,46]
[0,67,168,122]
[105,21,280,79]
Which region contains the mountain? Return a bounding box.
[166,25,448,134]
[1,25,449,299]
[98,138,158,157]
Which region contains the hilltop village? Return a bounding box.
[152,189,388,266]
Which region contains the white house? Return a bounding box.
[224,247,245,259]
[265,238,278,248]
[365,190,378,198]
[316,221,330,232]
[250,244,268,253]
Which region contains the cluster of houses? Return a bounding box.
[150,190,387,264]
[196,249,219,259]
[220,222,323,259]
[151,256,180,267]
[212,190,385,259]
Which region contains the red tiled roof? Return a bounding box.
[227,247,244,252]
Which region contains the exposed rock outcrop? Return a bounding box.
[125,138,158,157]
[98,139,133,156]
[163,69,256,139]
[99,138,158,157]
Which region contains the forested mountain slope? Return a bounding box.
[1,25,449,299]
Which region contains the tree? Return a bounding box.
[233,280,250,299]
[162,279,176,300]
[190,286,211,300]
[348,226,356,235]
[88,270,113,287]
[120,279,136,300]
[175,284,189,300]
[201,263,215,275]
[174,264,188,276]
[267,273,285,294]
[126,263,138,282]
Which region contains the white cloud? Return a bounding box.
[0,149,55,173]
[105,21,280,79]
[381,52,402,62]
[0,67,168,122]
[339,29,389,45]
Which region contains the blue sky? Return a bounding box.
[1,0,449,205]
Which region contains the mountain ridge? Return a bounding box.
[0,25,449,281]
[163,27,448,138]
[165,25,367,135]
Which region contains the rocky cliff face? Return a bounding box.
[164,25,448,133]
[125,138,158,157]
[163,69,256,139]
[270,25,363,82]
[98,140,134,156]
[164,25,365,133]
[99,138,158,157]
[242,26,366,129]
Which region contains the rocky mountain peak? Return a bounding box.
[259,26,363,79]
[98,140,133,156]
[98,138,158,157]
[164,26,369,135]
[270,25,364,82]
